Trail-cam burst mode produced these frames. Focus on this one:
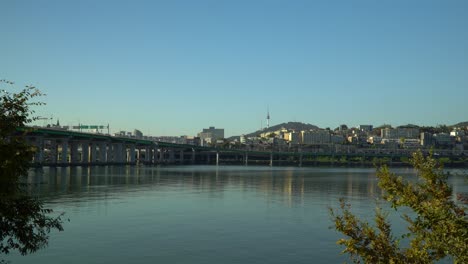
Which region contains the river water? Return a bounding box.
[5,165,468,264]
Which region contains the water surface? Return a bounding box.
[6,165,467,263]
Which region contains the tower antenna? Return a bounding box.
[267,106,270,129]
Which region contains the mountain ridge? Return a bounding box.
[240,122,320,138]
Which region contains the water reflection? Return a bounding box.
[26,165,408,208]
[12,166,466,264]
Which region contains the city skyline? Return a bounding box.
[2,1,468,137]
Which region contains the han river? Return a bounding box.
[5,165,468,264]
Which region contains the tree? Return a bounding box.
[0,80,64,258]
[330,151,468,263]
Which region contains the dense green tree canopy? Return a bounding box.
[0,80,64,257]
[330,151,467,263]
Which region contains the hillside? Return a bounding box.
[452,121,468,127]
[243,122,320,137]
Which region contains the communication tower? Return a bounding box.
[266,107,270,129]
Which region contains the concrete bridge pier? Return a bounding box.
[169,149,175,164]
[216,151,219,166]
[106,143,113,163]
[81,141,90,164]
[159,148,164,164]
[269,152,273,167]
[153,146,158,164]
[49,139,58,165]
[70,142,80,163]
[60,140,68,164]
[116,143,125,163]
[145,147,151,164]
[244,152,248,166]
[179,150,184,164]
[99,142,107,163]
[90,143,98,164]
[191,149,195,164]
[33,137,44,164]
[111,143,120,163]
[129,144,136,163]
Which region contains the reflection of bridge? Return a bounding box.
[20,127,464,167]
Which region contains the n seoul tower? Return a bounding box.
[266,107,270,129]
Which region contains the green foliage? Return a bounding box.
[330,151,468,263]
[1,81,43,194]
[0,80,64,257]
[0,196,64,255]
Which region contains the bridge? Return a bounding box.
[17,127,466,167]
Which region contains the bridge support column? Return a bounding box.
[49,139,58,165]
[159,148,164,164]
[61,140,68,164]
[153,146,158,164]
[206,153,211,164]
[216,151,219,166]
[169,149,175,163]
[90,143,98,163]
[244,152,248,166]
[99,142,107,163]
[81,141,89,164]
[107,143,114,162]
[70,142,80,163]
[179,150,184,164]
[269,152,273,167]
[129,144,136,163]
[191,149,195,164]
[111,143,118,163]
[135,147,140,162]
[114,143,124,163]
[123,144,128,163]
[34,137,44,164]
[299,152,303,167]
[145,147,151,164]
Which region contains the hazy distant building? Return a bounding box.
[240,135,246,144]
[331,134,345,144]
[433,133,452,146]
[450,129,465,137]
[198,126,224,146]
[420,132,434,147]
[358,125,373,132]
[339,124,348,131]
[368,136,382,144]
[134,129,143,139]
[301,130,330,144]
[285,132,301,144]
[381,127,419,139]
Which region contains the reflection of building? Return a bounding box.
[198,126,224,146]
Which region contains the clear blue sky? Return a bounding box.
[2,0,467,137]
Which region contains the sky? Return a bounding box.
[1,0,467,137]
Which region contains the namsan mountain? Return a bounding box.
[242,122,319,138]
